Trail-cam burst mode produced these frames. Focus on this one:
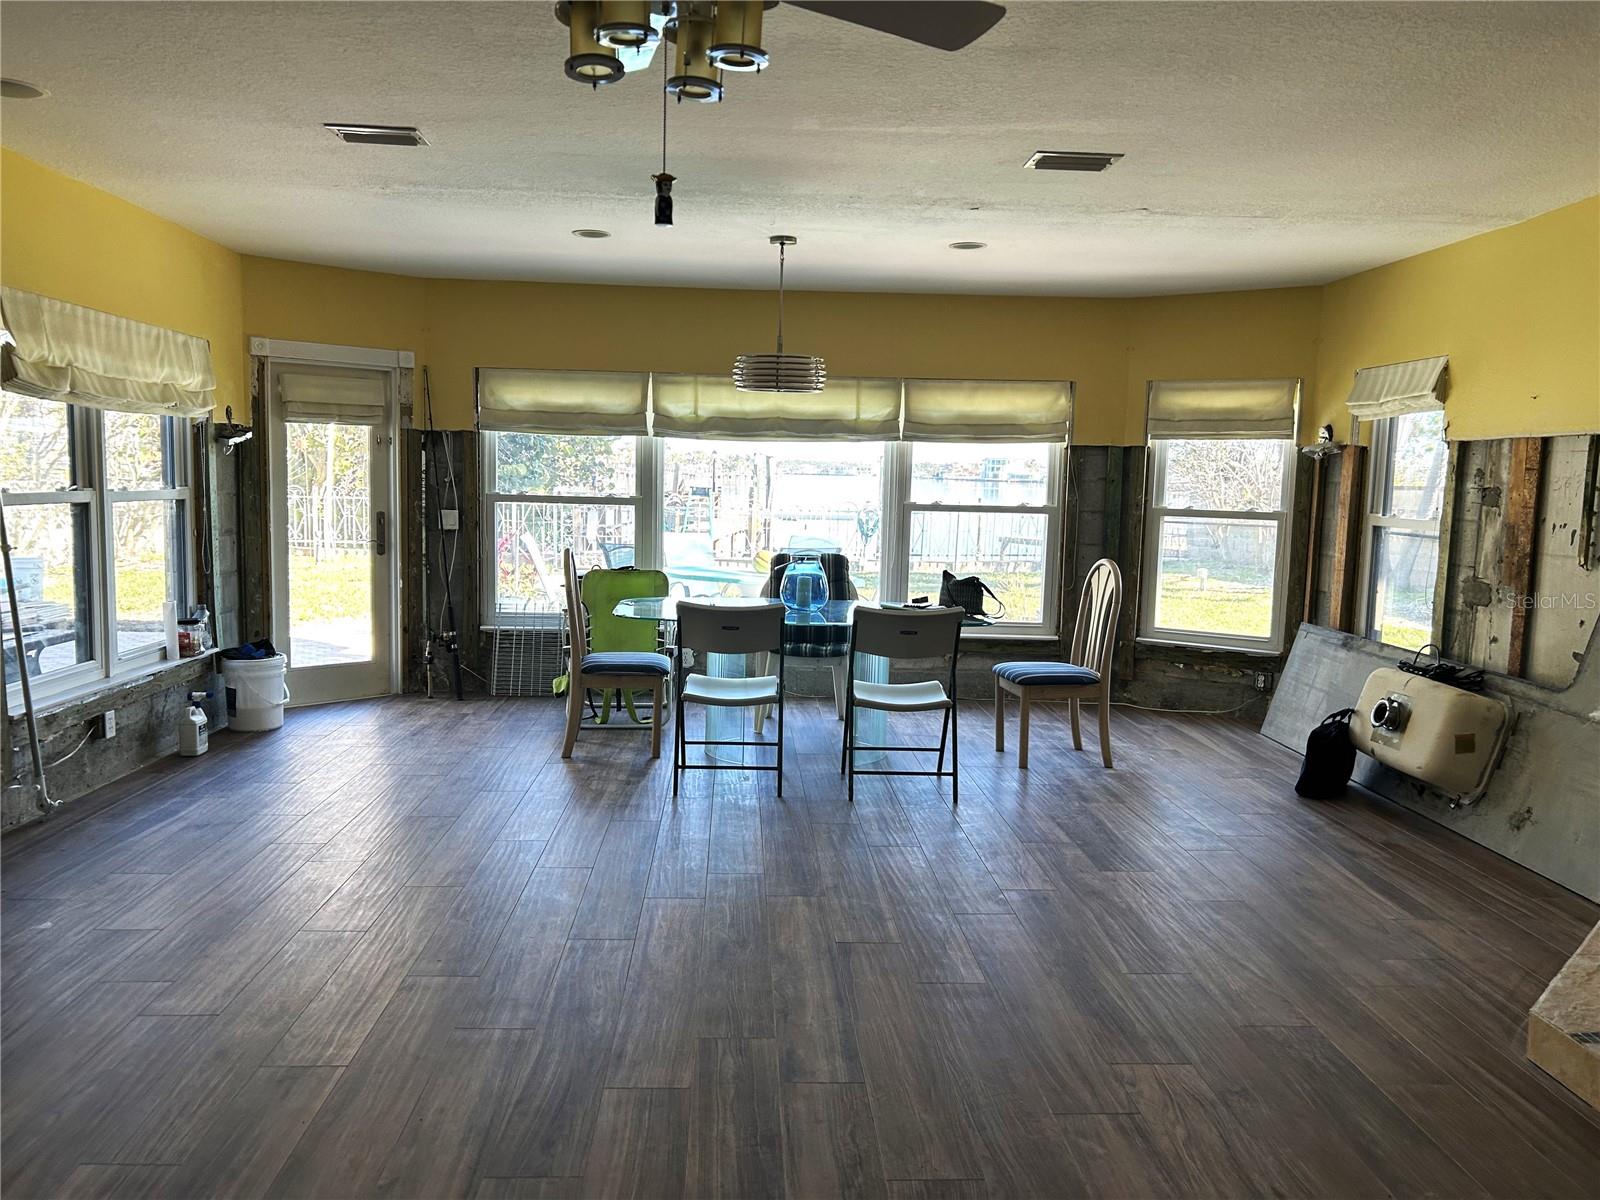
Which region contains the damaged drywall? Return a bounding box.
[1263,622,1599,900]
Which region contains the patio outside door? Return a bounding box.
[268,362,397,705]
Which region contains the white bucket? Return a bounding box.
[222,655,290,731]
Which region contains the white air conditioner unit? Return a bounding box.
[1348,667,1512,806]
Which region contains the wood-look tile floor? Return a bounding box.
[3,695,1598,1199]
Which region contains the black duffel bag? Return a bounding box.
[1295,708,1357,800]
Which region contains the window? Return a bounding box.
[2,394,192,702]
[889,441,1060,628]
[1360,409,1447,649]
[662,439,884,601]
[483,434,1063,634]
[483,430,641,618]
[1140,438,1296,651]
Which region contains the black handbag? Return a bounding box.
[938,570,1005,623]
[1295,708,1357,800]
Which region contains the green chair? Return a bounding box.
[578,560,671,725]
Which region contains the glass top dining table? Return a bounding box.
[612,595,858,626]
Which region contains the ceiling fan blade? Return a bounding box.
[784,2,1006,52]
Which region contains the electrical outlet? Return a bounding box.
[439,508,459,531]
[1253,671,1273,693]
[102,711,117,738]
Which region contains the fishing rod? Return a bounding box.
[420,367,464,700]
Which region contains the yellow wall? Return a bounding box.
[0,148,245,420]
[240,256,426,365]
[6,148,1596,443]
[1125,288,1324,445]
[421,279,1134,440]
[1314,196,1600,441]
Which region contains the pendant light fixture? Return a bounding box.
[734,236,826,394]
[564,1,625,86]
[666,5,722,102]
[708,1,768,71]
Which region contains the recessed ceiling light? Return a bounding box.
[571,228,612,239]
[0,79,48,100]
[1024,150,1124,172]
[324,123,427,146]
[949,241,987,251]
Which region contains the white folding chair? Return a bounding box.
[674,600,787,797]
[840,605,966,804]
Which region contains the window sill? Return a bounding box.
[1135,636,1282,658]
[12,651,219,722]
[961,629,1058,643]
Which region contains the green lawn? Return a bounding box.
[1156,571,1272,639]
[287,551,370,622]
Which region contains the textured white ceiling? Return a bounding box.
[1,1,1596,295]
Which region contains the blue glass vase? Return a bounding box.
[779,553,830,613]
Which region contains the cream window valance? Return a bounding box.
[652,374,901,440]
[1146,378,1299,440]
[902,379,1071,442]
[0,286,215,418]
[279,368,388,426]
[478,368,649,435]
[1345,356,1448,421]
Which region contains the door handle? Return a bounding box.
[375,511,387,556]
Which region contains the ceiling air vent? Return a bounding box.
[324,123,427,147]
[1024,150,1123,172]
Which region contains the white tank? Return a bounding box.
[1348,667,1511,804]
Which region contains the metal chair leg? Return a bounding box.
[935,707,951,776]
[994,678,1005,752]
[950,698,960,805]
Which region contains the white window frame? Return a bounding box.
[881,439,1064,637]
[480,429,655,625]
[1357,414,1445,646]
[1138,438,1296,653]
[3,399,194,709]
[480,432,1065,638]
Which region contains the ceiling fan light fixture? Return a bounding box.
[565,1,626,85]
[595,0,659,48]
[708,1,768,71]
[734,235,826,394]
[666,10,723,101]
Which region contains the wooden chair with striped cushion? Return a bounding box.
[992,557,1122,769]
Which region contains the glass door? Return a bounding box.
[268,363,396,705]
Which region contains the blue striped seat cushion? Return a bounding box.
[993,661,1099,687]
[581,651,672,677]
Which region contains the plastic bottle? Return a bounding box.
[179,692,209,757]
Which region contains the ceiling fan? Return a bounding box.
[556,1,1006,95]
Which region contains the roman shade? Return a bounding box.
[901,379,1071,442]
[1146,378,1299,440]
[0,286,215,418]
[1345,356,1448,421]
[477,368,649,435]
[653,374,900,440]
[278,368,388,425]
